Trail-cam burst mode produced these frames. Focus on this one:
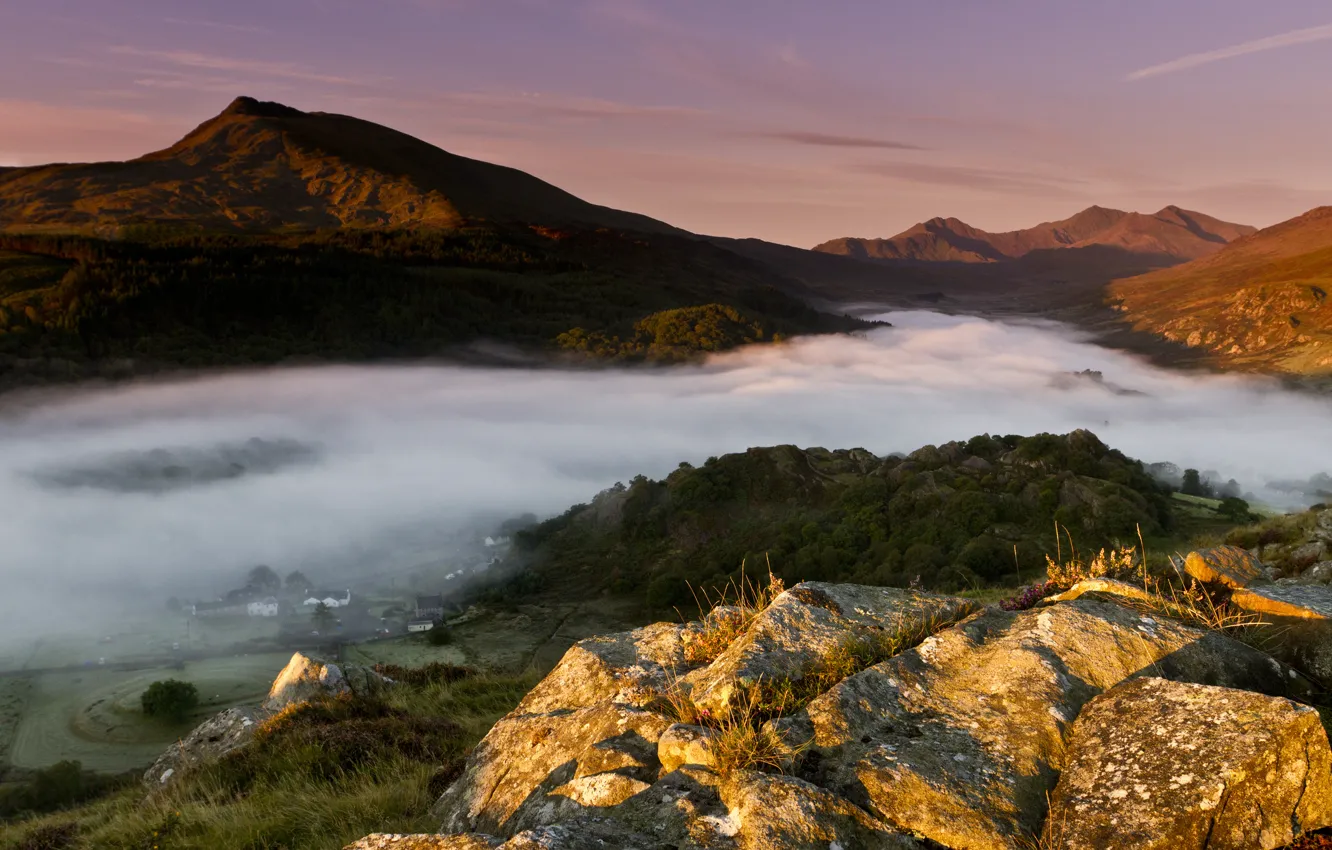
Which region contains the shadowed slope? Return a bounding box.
[0,96,679,235]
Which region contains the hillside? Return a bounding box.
[473,430,1180,615]
[0,97,678,236]
[1106,206,1332,382]
[815,205,1254,266]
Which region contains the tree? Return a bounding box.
[1217,497,1254,524]
[285,569,311,591]
[141,679,199,723]
[312,602,336,633]
[424,622,453,645]
[1181,469,1205,497]
[247,564,281,592]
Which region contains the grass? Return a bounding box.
[0,669,538,850]
[679,566,787,665]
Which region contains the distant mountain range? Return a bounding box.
[814,205,1255,266]
[0,95,1327,388]
[0,96,678,236]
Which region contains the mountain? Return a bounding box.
[1106,206,1332,382]
[0,96,678,235]
[815,205,1255,266]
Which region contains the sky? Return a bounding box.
[4,312,1330,644]
[2,0,1332,246]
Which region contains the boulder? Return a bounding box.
[1291,541,1331,571]
[1045,677,1332,849]
[264,652,389,712]
[720,771,924,849]
[1040,578,1159,606]
[782,598,1308,850]
[1184,545,1266,589]
[345,837,500,850]
[142,706,261,786]
[516,622,693,714]
[682,583,976,714]
[1302,561,1332,585]
[434,702,672,836]
[658,723,719,773]
[1233,584,1332,682]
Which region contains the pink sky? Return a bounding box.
[3,0,1332,247]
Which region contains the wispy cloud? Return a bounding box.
[757,131,923,150]
[855,161,1085,198]
[1126,22,1332,81]
[109,46,364,85]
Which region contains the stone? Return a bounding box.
[720,771,924,849]
[1045,677,1332,849]
[1184,545,1267,589]
[1233,584,1332,682]
[345,837,500,850]
[783,598,1308,850]
[142,706,261,786]
[682,582,977,715]
[264,652,389,712]
[516,622,693,714]
[658,723,719,772]
[1291,541,1330,571]
[1302,561,1332,584]
[434,702,672,836]
[1039,578,1159,606]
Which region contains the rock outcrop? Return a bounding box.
[418,582,1314,850]
[142,706,261,786]
[1184,545,1267,588]
[1045,677,1332,849]
[264,651,389,712]
[145,652,390,787]
[1233,584,1332,683]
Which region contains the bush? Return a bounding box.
[423,624,454,646]
[0,761,129,820]
[140,679,199,723]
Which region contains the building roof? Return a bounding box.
[416,594,443,608]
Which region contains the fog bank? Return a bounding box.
[3,311,1329,644]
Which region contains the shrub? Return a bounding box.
[13,822,78,850]
[140,679,199,723]
[424,624,454,646]
[374,662,474,687]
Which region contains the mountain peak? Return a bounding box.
[220,96,304,119]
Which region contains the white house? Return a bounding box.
[407,619,435,633]
[247,597,280,617]
[303,589,352,609]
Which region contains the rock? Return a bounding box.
[682,582,976,714]
[658,723,719,772]
[784,598,1307,850]
[1039,578,1159,606]
[1045,677,1332,849]
[1291,541,1330,571]
[434,702,671,836]
[1184,545,1267,589]
[721,771,924,849]
[345,837,500,850]
[142,706,261,786]
[264,652,388,712]
[516,622,693,714]
[1233,584,1332,682]
[1317,509,1332,543]
[1302,561,1332,584]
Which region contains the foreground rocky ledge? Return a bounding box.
[340,578,1331,849]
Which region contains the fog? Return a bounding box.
[3,311,1330,646]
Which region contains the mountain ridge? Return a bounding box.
[0,96,680,236]
[815,204,1255,265]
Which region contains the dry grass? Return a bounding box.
[679,566,786,665]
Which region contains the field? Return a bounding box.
[4,653,289,774]
[343,637,466,669]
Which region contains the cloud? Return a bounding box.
[756,131,923,150]
[109,46,364,85]
[3,312,1330,647]
[855,161,1086,198]
[1126,22,1332,81]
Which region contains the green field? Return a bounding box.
[5,653,289,774]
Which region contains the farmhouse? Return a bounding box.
[407,619,436,633]
[303,589,352,608]
[192,600,246,618]
[415,594,443,619]
[247,597,280,617]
